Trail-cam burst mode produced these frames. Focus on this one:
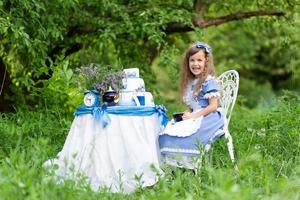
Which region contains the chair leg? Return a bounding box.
[225,130,238,171]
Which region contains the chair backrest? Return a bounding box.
[217,70,239,124]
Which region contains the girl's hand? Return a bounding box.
[182,112,194,120]
[183,110,204,120]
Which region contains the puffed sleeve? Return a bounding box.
[202,78,221,99]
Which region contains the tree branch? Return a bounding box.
[193,0,209,21]
[166,10,285,34]
[197,10,285,28]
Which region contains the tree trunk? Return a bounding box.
[0,58,14,112]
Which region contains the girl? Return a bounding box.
[159,41,224,169]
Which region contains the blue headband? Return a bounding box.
[195,41,212,54]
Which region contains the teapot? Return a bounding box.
[102,90,119,106]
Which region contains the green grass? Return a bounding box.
[0,93,300,199]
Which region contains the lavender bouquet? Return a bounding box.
[96,71,125,93]
[75,63,125,93]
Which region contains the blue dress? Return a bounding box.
[159,76,224,166]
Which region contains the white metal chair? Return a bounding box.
[204,70,239,169]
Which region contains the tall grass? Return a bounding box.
[0,93,299,199]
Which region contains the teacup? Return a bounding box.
[102,91,119,106]
[137,95,145,106]
[173,112,184,122]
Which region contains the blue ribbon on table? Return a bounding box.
[155,105,168,126]
[74,104,168,128]
[74,104,111,128]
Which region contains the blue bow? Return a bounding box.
[74,105,111,128]
[92,106,101,120]
[155,105,168,126]
[98,104,111,128]
[195,41,212,53]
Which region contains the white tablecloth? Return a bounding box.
[44,113,163,193]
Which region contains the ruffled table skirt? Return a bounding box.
[44,114,163,193]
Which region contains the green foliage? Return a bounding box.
[1,0,299,110]
[32,60,81,113]
[201,10,300,91]
[0,94,300,199]
[238,78,275,108]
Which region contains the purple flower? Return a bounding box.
[96,83,105,93]
[74,63,124,93]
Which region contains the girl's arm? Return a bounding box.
[182,97,218,120]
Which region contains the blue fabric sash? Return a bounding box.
[74,104,168,128]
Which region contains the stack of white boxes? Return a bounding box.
[118,68,154,106]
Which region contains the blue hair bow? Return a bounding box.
[195,42,212,53]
